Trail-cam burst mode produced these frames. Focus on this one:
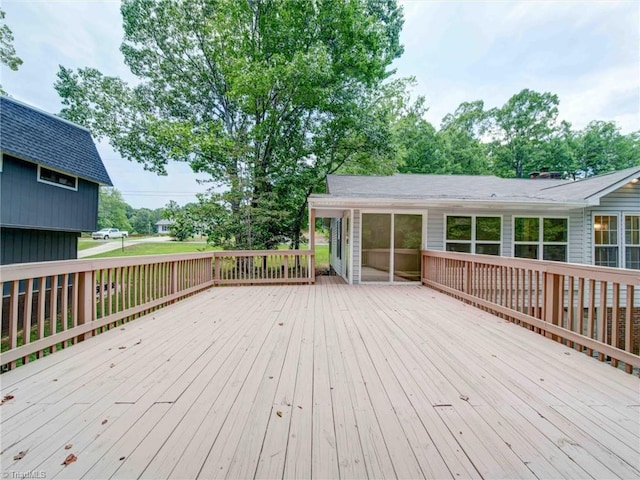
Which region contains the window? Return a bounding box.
[37,166,78,191]
[625,215,640,269]
[594,215,618,267]
[514,217,568,262]
[598,213,640,269]
[445,215,501,255]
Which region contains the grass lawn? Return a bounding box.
[78,238,102,250]
[84,239,329,268]
[86,242,220,258]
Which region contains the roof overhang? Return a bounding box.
[1,150,113,186]
[308,194,587,212]
[583,168,640,205]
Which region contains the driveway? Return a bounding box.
[78,236,171,258]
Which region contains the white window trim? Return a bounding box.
[37,165,78,191]
[512,215,569,261]
[358,209,427,284]
[592,211,621,267]
[623,212,640,270]
[595,211,640,269]
[444,214,503,255]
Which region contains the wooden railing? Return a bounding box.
[213,250,315,285]
[1,249,314,371]
[421,250,640,374]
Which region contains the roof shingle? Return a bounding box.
[0,96,112,185]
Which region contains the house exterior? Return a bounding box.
[156,219,174,235]
[0,96,112,264]
[308,167,640,284]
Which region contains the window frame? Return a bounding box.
[512,215,569,262]
[37,165,78,191]
[623,213,640,270]
[596,211,640,269]
[444,214,502,256]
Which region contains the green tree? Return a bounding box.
[438,100,489,175]
[55,0,405,249]
[98,188,133,231]
[129,207,155,235]
[0,8,23,95]
[574,121,640,176]
[487,89,560,178]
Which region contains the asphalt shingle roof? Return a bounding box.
[0,96,112,185]
[325,166,640,204]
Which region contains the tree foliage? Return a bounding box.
[98,188,133,231]
[55,0,405,249]
[486,89,560,178]
[0,8,23,95]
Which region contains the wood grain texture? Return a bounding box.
[1,277,638,479]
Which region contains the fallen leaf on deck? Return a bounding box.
[134,339,142,345]
[110,364,115,368]
[297,405,303,409]
[268,376,273,379]
[118,346,126,350]
[564,352,570,355]
[13,450,27,460]
[278,323,284,326]
[65,444,72,450]
[276,411,283,417]
[53,379,58,382]
[1,394,15,405]
[459,395,469,402]
[119,456,126,461]
[62,454,77,466]
[102,419,108,425]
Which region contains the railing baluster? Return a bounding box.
[9,281,19,369]
[625,285,634,374]
[37,276,46,358]
[598,280,607,362]
[420,250,639,374]
[22,278,34,364]
[611,282,620,367]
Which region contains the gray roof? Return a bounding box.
[0,96,112,185]
[156,219,174,226]
[324,166,640,205]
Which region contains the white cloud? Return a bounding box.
[1,0,638,208]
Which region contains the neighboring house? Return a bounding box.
[156,219,174,235]
[0,96,112,264]
[308,167,640,284]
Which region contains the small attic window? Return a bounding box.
[37,165,78,191]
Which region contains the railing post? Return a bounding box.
[170,261,178,294]
[214,255,221,285]
[544,272,563,341]
[77,270,93,341]
[285,255,289,280]
[465,261,474,295]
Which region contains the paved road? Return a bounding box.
[78,236,171,258]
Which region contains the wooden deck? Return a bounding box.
[1,276,639,479]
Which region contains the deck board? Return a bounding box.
[1,277,638,479]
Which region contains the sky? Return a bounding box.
[2,0,638,209]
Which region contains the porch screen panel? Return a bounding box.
[393,214,422,282]
[361,213,391,282]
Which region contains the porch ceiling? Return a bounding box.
[1,278,638,479]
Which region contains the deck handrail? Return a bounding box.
[421,250,640,374]
[0,249,314,371]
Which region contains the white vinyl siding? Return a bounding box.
[586,181,640,267]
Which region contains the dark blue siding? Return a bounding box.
[0,154,99,232]
[1,227,78,264]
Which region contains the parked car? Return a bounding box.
[91,228,128,240]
